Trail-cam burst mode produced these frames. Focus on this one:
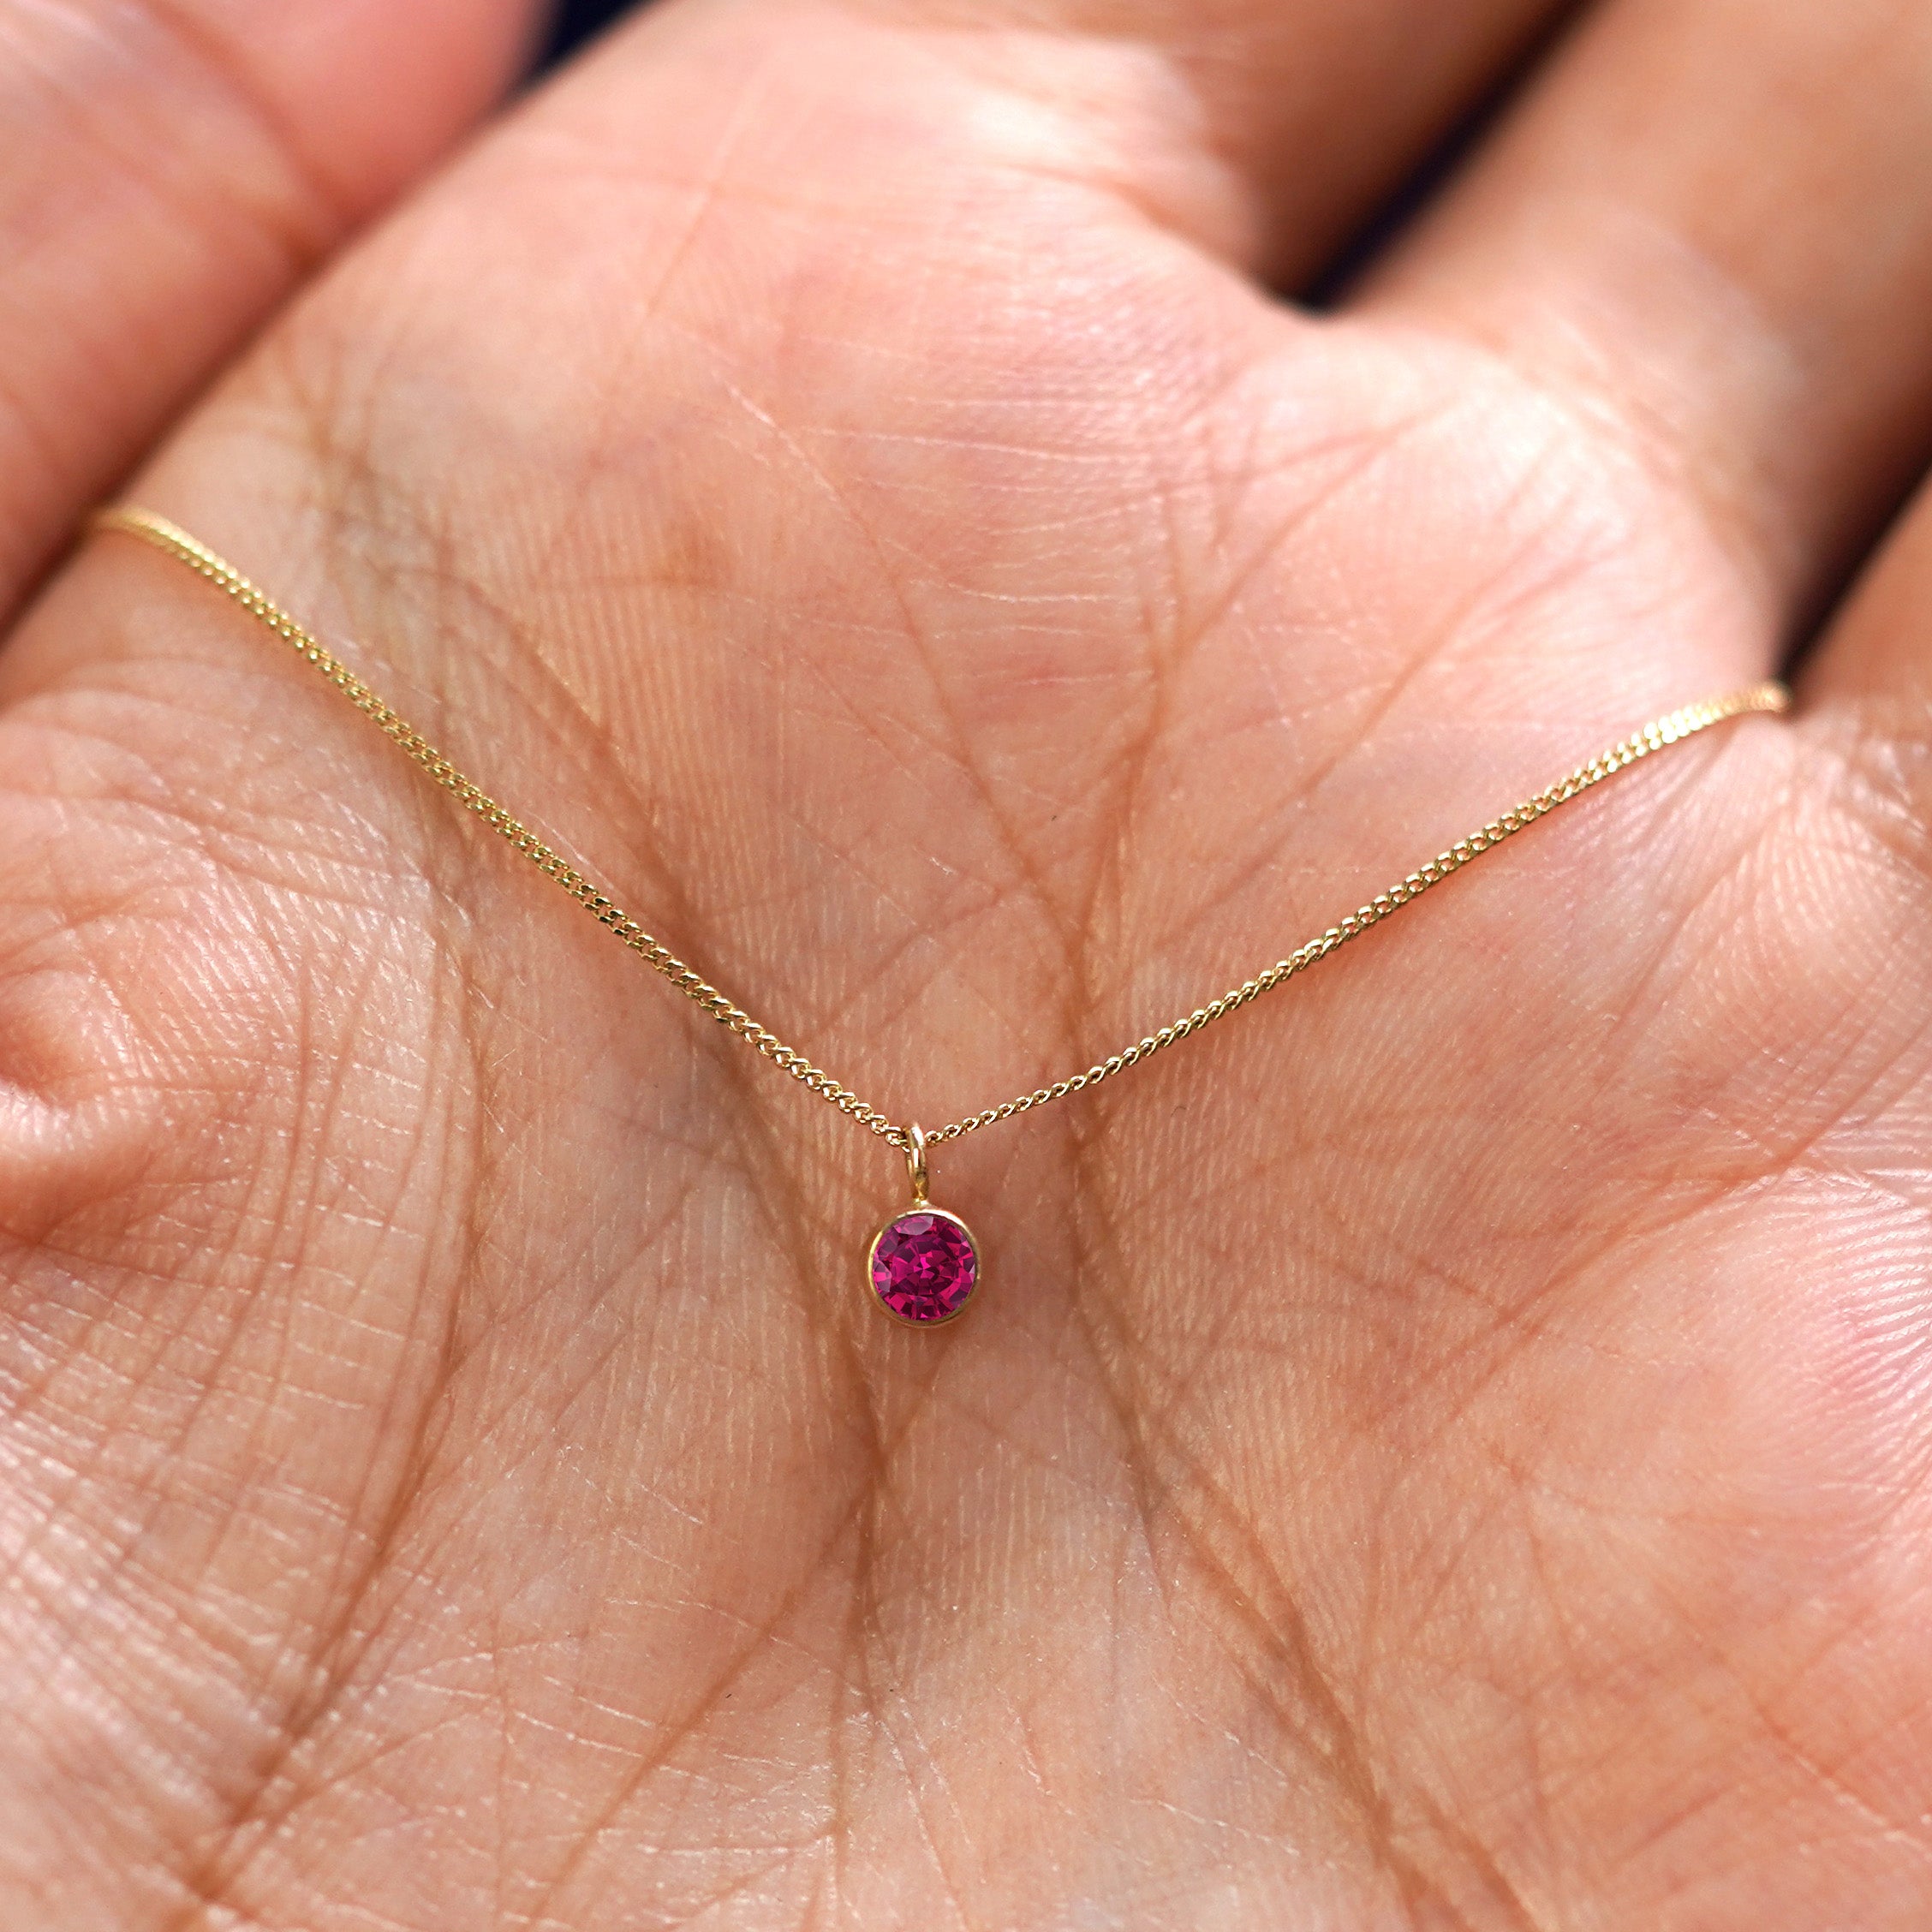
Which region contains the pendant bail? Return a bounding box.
[903,1123,929,1206]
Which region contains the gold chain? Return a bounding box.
[92,506,1788,1153]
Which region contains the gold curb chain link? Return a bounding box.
[92,506,1788,1154]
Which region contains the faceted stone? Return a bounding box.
[869,1210,978,1324]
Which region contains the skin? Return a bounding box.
[3,0,1932,1923]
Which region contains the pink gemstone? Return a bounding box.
[869,1210,979,1324]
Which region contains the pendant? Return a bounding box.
[867,1124,981,1326]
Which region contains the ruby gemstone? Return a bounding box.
[870,1210,978,1324]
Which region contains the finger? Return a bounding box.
[0,0,544,621]
[825,0,1572,281]
[1803,474,1932,805]
[1357,0,1932,623]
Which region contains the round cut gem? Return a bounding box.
[869,1209,979,1324]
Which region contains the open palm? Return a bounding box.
[5,0,1932,1923]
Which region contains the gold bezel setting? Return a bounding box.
[866,1205,981,1327]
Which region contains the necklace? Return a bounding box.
[92,506,1788,1327]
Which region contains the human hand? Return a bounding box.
[5,0,1932,1923]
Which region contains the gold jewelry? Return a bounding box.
[92,506,1789,1327]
